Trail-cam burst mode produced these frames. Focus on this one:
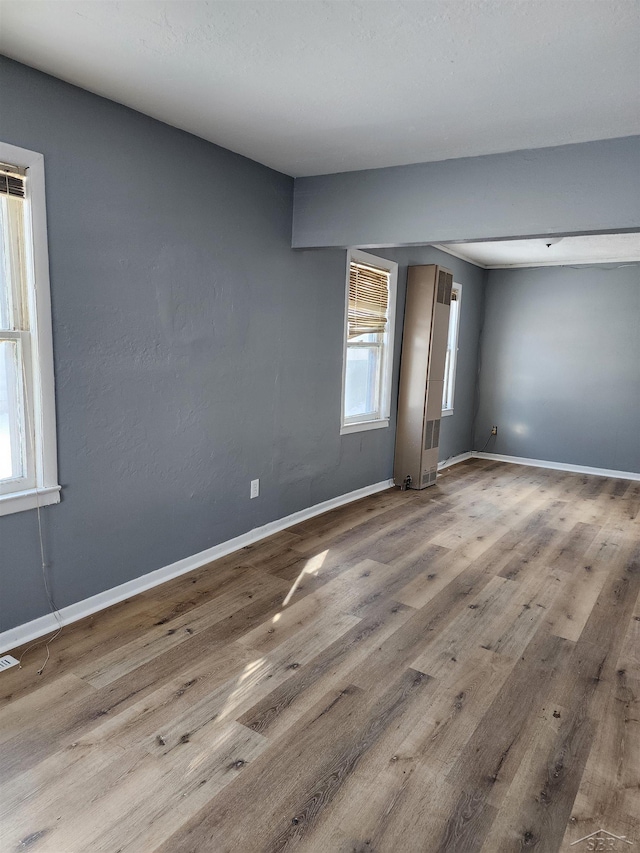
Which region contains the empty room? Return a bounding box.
[0,1,639,851]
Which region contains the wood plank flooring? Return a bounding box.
[1,459,639,853]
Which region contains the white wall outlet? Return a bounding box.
[250,479,260,499]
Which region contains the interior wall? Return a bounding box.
[293,136,640,249]
[9,56,629,635]
[475,263,640,473]
[368,247,486,464]
[0,57,398,633]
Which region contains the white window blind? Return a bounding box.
[348,262,390,339]
[0,163,27,199]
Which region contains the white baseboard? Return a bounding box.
[438,451,473,471]
[5,450,637,653]
[473,451,640,481]
[0,478,394,654]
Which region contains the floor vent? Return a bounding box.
[421,467,438,487]
[424,419,434,450]
[432,418,441,449]
[0,655,19,672]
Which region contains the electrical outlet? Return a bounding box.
[250,479,260,499]
[0,655,19,672]
[491,425,498,436]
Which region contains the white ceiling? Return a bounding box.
[438,233,640,268]
[0,0,639,177]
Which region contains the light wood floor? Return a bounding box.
[1,459,639,853]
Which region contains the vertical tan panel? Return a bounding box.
[429,303,450,383]
[394,266,436,487]
[425,380,445,420]
[394,265,452,489]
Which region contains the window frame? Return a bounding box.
[441,282,462,417]
[340,249,397,435]
[0,141,59,516]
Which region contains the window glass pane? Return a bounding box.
[344,344,382,418]
[442,292,460,410]
[348,331,383,344]
[0,339,26,481]
[443,349,452,408]
[447,298,459,350]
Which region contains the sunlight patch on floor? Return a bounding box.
[282,550,328,607]
[217,658,268,722]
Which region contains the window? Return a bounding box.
[341,249,397,434]
[0,142,59,516]
[442,283,461,416]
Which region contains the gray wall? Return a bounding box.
[292,137,640,248]
[3,55,633,635]
[368,247,486,464]
[0,57,398,633]
[475,264,640,473]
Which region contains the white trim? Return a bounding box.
[0,141,60,513]
[437,451,473,471]
[432,243,487,269]
[473,452,640,481]
[474,257,640,270]
[5,449,638,651]
[340,249,398,434]
[434,449,640,482]
[0,477,395,653]
[340,418,389,435]
[432,241,640,270]
[442,282,462,415]
[441,409,454,418]
[0,484,60,516]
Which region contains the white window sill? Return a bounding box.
[341,418,390,436]
[441,409,454,418]
[0,485,61,517]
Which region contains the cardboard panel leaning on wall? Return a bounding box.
[475,264,640,474]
